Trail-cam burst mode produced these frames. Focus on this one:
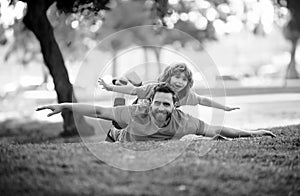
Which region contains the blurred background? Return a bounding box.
[0,0,299,141]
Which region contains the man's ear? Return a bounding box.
[173,94,180,107]
[148,97,152,104]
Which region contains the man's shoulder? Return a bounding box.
[172,108,193,120]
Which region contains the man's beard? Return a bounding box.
[152,110,172,122]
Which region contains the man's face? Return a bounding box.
[150,92,174,122]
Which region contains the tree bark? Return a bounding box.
[112,50,118,77]
[153,47,162,74]
[286,37,299,79]
[143,46,149,80]
[23,0,94,136]
[111,40,121,77]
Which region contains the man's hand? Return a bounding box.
[258,130,276,138]
[36,104,63,117]
[224,106,240,111]
[98,78,114,91]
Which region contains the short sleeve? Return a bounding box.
[184,114,205,136]
[112,105,134,125]
[185,91,202,106]
[136,83,157,99]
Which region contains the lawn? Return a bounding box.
[0,123,299,196]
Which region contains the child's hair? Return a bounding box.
[157,62,194,99]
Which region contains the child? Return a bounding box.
[98,62,239,111]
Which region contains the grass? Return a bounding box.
[0,121,299,196]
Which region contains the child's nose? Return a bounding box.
[177,79,184,84]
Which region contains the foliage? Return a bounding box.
[1,0,299,77]
[277,0,300,40]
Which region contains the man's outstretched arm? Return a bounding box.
[202,124,276,138]
[36,103,116,121]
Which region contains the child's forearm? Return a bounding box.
[111,85,137,95]
[200,98,227,110]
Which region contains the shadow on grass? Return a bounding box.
[0,118,83,144]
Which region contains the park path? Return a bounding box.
[1,92,299,142]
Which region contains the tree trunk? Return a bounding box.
[111,40,121,77]
[41,65,49,84]
[143,46,149,80]
[23,0,94,136]
[112,50,118,77]
[153,47,162,74]
[286,37,299,79]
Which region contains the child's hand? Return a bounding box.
[98,78,113,91]
[224,106,240,111]
[36,104,63,117]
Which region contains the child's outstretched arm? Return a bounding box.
[198,97,240,111]
[98,78,138,95]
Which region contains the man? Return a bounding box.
[36,83,275,142]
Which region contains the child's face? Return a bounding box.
[169,72,188,93]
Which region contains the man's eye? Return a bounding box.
[163,103,170,107]
[154,102,160,106]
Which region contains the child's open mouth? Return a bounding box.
[173,84,183,89]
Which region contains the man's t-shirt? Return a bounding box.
[136,83,202,106]
[111,104,205,142]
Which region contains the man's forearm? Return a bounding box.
[37,103,116,121]
[219,127,272,138]
[60,103,103,118]
[219,127,254,138]
[203,124,275,138]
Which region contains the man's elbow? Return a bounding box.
[95,110,102,118]
[199,98,209,105]
[130,89,137,95]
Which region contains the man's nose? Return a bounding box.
[158,104,165,110]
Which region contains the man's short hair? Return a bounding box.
[150,83,179,105]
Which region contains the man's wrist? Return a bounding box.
[62,103,72,109]
[251,131,260,137]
